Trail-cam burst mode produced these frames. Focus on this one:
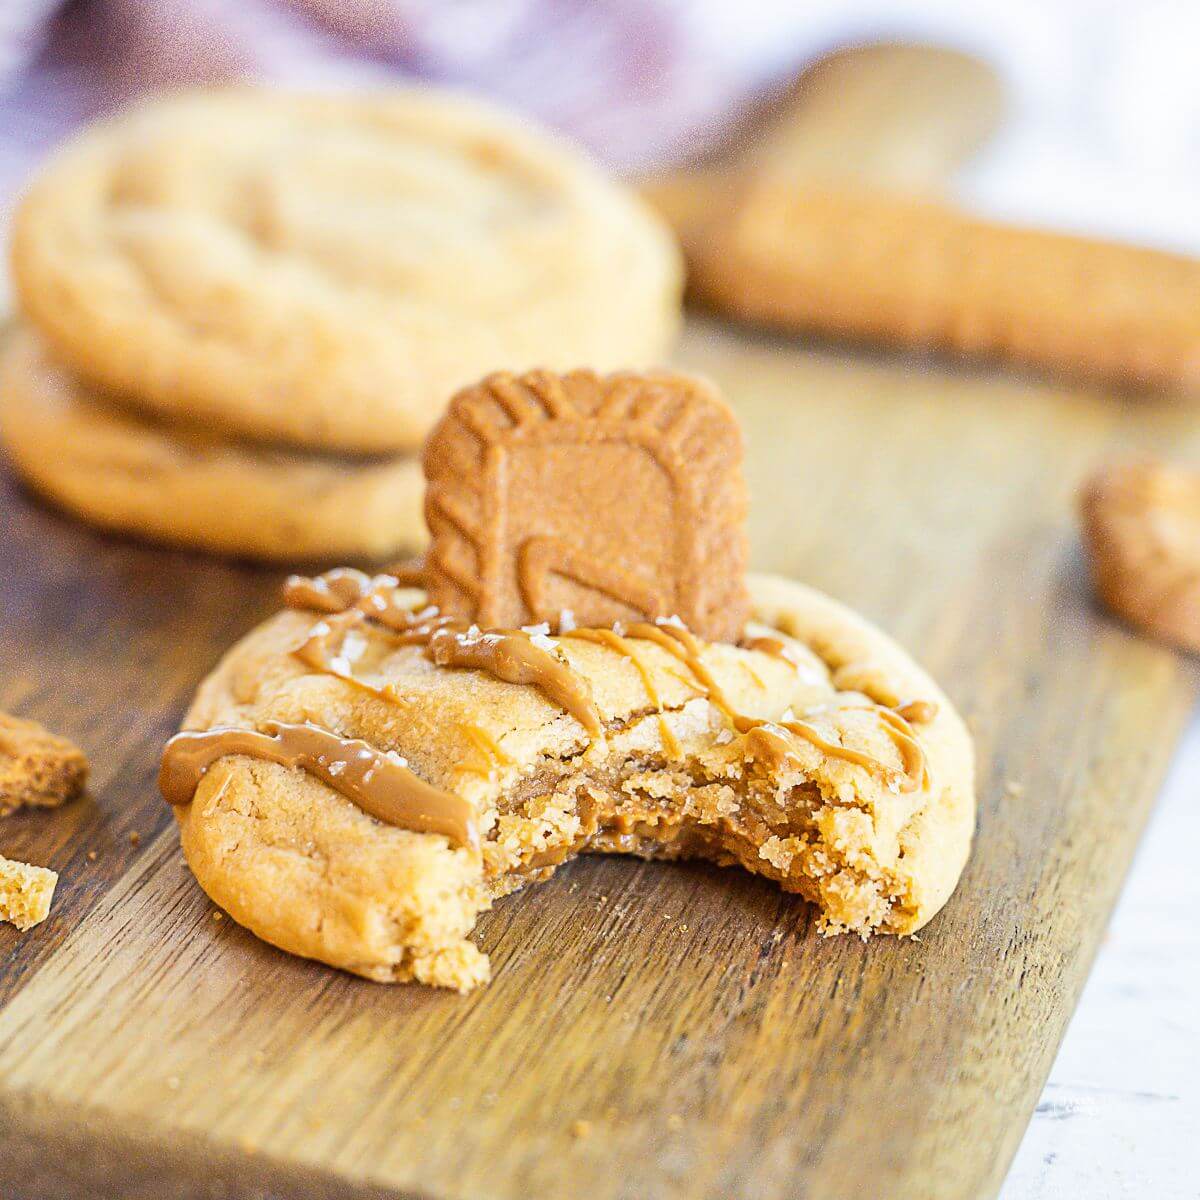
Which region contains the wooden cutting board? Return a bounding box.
[1,319,1197,1200]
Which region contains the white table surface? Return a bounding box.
[1002,717,1200,1198]
[954,47,1200,1196]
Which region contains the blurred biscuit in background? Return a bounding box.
[2,86,682,560]
[1081,459,1200,653]
[0,325,428,563]
[11,87,682,456]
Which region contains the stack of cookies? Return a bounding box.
[0,88,682,562]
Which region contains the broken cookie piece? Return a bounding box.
[1080,459,1200,653]
[0,711,89,816]
[423,368,750,642]
[0,855,58,930]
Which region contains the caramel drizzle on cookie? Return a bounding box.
[426,625,604,738]
[619,621,930,794]
[561,627,681,758]
[282,570,932,795]
[160,721,479,852]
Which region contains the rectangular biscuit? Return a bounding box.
[422,368,750,642]
[0,711,89,816]
[0,855,57,931]
[675,177,1200,393]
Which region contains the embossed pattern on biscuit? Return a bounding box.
[422,368,750,642]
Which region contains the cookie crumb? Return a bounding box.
[212,911,224,922]
[129,831,141,846]
[0,711,88,816]
[0,855,57,930]
[86,850,98,862]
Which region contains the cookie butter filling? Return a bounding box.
[161,568,939,948]
[160,721,478,851]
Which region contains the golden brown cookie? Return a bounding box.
[1080,459,1200,651]
[12,87,683,455]
[0,710,88,817]
[423,368,749,641]
[163,572,974,990]
[0,326,427,563]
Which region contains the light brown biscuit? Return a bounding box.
[0,327,427,563]
[423,369,750,642]
[0,856,58,931]
[1080,459,1200,652]
[167,573,974,990]
[652,174,1200,392]
[0,710,88,817]
[12,87,683,454]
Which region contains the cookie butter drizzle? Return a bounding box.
[278,570,934,796]
[559,627,682,758]
[159,721,479,852]
[615,621,931,793]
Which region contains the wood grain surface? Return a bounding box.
[1,320,1197,1200]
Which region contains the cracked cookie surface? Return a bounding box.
[171,574,974,990]
[12,88,682,455]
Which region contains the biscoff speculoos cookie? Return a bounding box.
[657,176,1200,392]
[160,370,974,990]
[423,368,750,640]
[0,326,427,563]
[12,87,683,455]
[1081,459,1200,652]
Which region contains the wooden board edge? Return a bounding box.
[0,1089,424,1200]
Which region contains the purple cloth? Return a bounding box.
[0,0,797,199]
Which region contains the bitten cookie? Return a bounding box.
[12,87,683,454]
[164,572,974,990]
[0,327,427,562]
